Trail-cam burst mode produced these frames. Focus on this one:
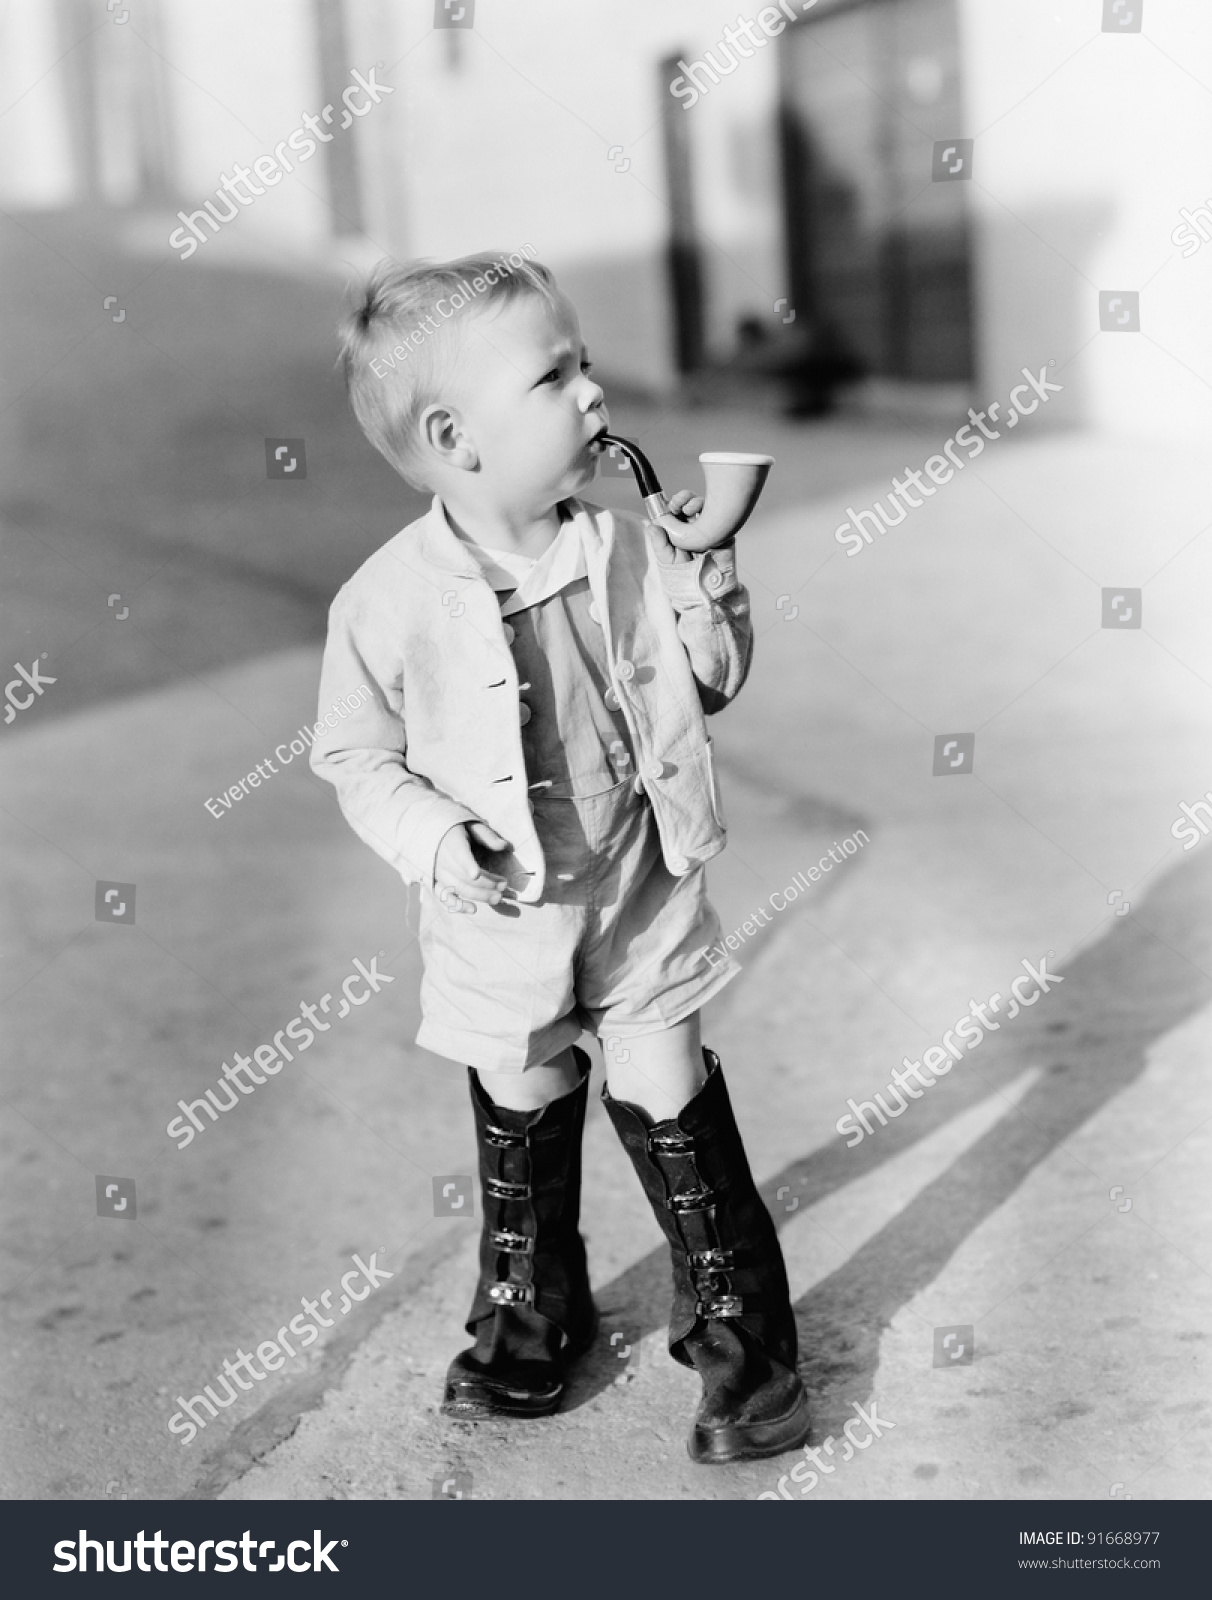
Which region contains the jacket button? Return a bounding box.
[603,687,621,710]
[645,761,664,782]
[632,776,646,796]
[588,602,602,625]
[502,622,515,644]
[519,702,532,725]
[616,659,635,682]
[668,855,687,873]
[706,571,725,592]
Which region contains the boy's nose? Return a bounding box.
[579,377,606,412]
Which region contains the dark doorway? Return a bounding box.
[659,53,706,377]
[779,0,975,384]
[313,0,365,237]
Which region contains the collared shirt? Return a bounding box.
[454,507,635,800]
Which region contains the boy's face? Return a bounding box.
[448,290,609,515]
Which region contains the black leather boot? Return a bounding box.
[441,1048,598,1419]
[602,1049,810,1463]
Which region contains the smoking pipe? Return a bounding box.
[599,433,774,553]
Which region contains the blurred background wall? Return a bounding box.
[5,0,1208,432]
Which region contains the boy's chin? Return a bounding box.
[548,460,597,504]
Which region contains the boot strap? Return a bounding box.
[487,1282,535,1306]
[489,1228,534,1255]
[485,1123,528,1149]
[688,1247,732,1269]
[485,1177,531,1201]
[650,1129,694,1155]
[696,1294,743,1318]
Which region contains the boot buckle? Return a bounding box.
[688,1248,732,1270]
[489,1228,534,1255]
[669,1188,713,1215]
[487,1282,535,1306]
[650,1130,693,1155]
[485,1125,527,1149]
[485,1177,531,1201]
[697,1294,742,1318]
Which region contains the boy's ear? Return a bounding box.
[419,403,478,472]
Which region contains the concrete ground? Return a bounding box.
[3,401,1209,1495]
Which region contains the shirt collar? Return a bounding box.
[498,505,589,617]
[422,496,603,612]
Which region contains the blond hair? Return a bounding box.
[338,249,557,488]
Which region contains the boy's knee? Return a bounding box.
[475,1048,582,1111]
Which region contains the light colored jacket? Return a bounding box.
[310,496,752,903]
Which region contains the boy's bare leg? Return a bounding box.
[475,1046,582,1111]
[603,1013,708,1121]
[475,1014,707,1118]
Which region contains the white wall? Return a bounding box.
[157,0,332,257]
[962,0,1212,439]
[379,0,790,387]
[0,3,76,207]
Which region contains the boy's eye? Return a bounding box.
[536,357,592,385]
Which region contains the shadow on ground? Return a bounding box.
[560,849,1212,1438]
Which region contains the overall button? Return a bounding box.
[502,622,516,644]
[603,687,621,711]
[518,702,532,725]
[644,761,664,782]
[706,570,725,592]
[632,776,646,796]
[588,602,603,625]
[616,659,635,682]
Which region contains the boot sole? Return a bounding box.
[687,1386,812,1465]
[439,1308,599,1421]
[441,1380,564,1420]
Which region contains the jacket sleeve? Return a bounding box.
[648,530,754,715]
[309,587,479,889]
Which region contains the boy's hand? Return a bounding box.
[647,491,705,564]
[434,821,514,914]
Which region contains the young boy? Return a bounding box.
[310,252,809,1464]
